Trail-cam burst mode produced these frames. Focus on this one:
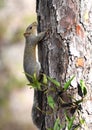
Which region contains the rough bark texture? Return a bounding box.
[36,0,92,129]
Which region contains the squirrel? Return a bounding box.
[23,22,48,129]
[23,22,47,82]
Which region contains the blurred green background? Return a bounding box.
[0,0,37,130]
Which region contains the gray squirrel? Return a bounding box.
[23,22,48,129]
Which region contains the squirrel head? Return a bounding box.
[24,22,37,37]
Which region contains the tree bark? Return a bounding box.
[36,0,92,129]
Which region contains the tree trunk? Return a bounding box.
[36,0,92,129]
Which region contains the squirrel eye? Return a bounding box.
[30,26,32,29]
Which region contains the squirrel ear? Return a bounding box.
[32,22,37,26]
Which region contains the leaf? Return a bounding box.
[65,112,75,130]
[65,112,71,122]
[47,128,53,130]
[33,72,37,80]
[79,80,87,97]
[29,81,41,90]
[47,96,55,109]
[64,76,75,91]
[24,72,42,90]
[47,76,60,87]
[23,72,33,78]
[54,118,62,130]
[75,99,83,105]
[68,116,75,130]
[43,74,48,84]
[79,117,85,125]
